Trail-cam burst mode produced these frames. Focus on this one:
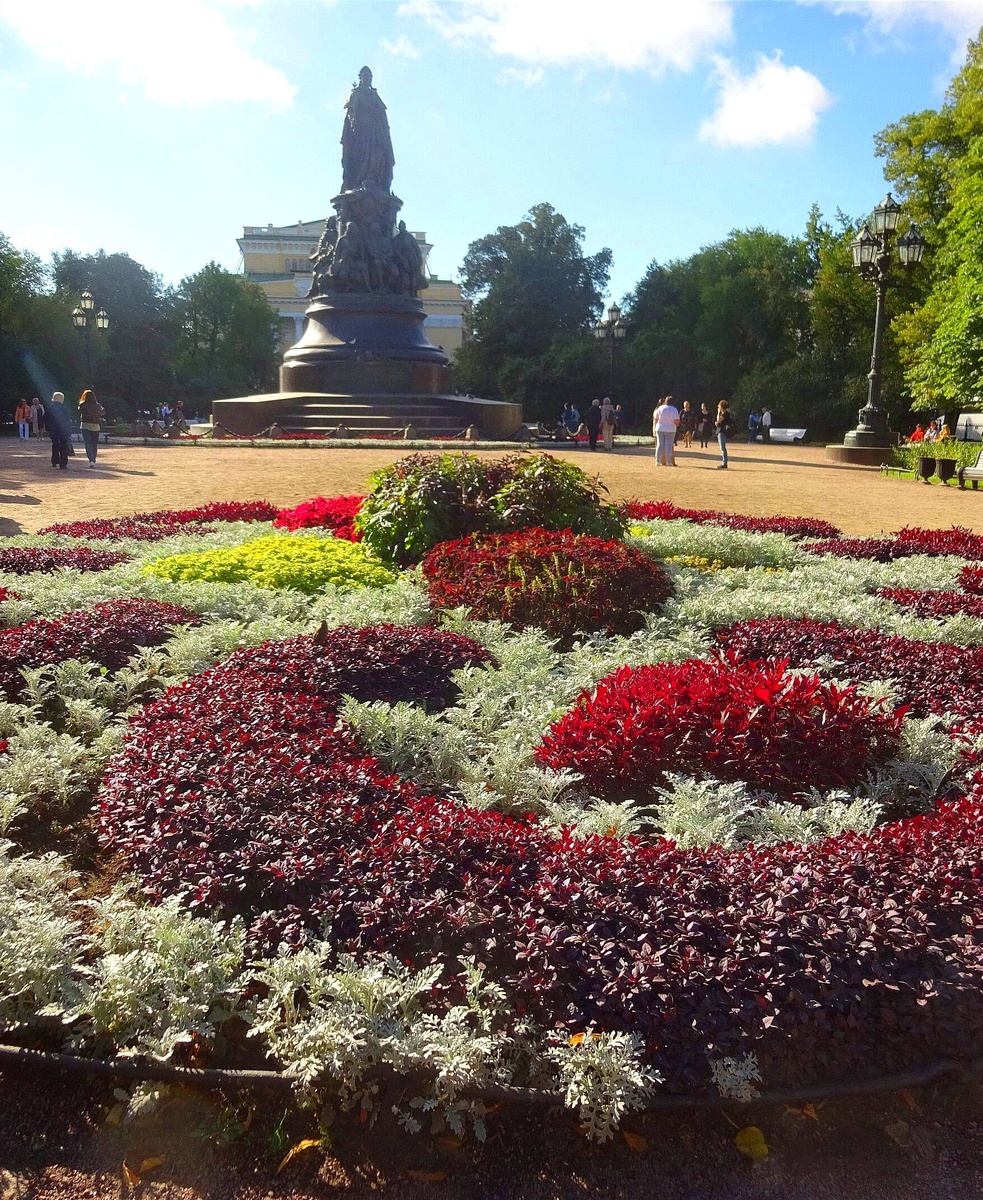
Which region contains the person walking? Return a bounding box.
[30,397,43,438]
[747,410,761,443]
[46,392,74,470]
[583,399,603,451]
[652,396,680,466]
[716,400,734,469]
[761,406,773,443]
[614,403,625,434]
[698,402,712,448]
[78,389,105,467]
[679,400,697,449]
[15,400,31,441]
[600,396,617,450]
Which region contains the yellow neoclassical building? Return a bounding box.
[238,221,468,356]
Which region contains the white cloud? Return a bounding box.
[812,1,983,61]
[381,34,421,59]
[399,0,733,74]
[498,65,545,86]
[699,52,833,148]
[0,0,296,108]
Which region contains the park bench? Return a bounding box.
[958,449,983,489]
[768,428,807,444]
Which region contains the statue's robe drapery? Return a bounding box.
[341,77,395,192]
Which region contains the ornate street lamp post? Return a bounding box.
[71,290,110,389]
[592,302,627,392]
[844,194,926,447]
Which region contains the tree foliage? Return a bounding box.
[167,263,279,403]
[454,204,611,419]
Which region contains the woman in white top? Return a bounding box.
[652,396,680,466]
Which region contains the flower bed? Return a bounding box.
[0,598,200,700]
[421,527,674,645]
[0,546,131,575]
[5,480,983,1139]
[273,495,364,539]
[145,533,396,593]
[625,501,841,540]
[804,525,983,563]
[39,500,277,543]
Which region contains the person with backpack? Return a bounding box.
[716,400,734,469]
[600,397,617,450]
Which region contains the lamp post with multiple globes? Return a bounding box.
[71,291,110,390]
[847,194,926,441]
[592,302,627,393]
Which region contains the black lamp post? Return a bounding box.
[71,290,110,389]
[592,302,627,392]
[846,194,926,444]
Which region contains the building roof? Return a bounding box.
[243,221,325,237]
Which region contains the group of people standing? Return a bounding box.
[13,397,45,440]
[652,397,736,468]
[13,390,105,469]
[557,398,622,451]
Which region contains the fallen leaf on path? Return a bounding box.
[276,1138,322,1174]
[622,1131,647,1152]
[407,1169,446,1182]
[121,1162,141,1187]
[885,1121,912,1149]
[105,1104,124,1127]
[137,1157,164,1174]
[734,1126,770,1160]
[784,1102,823,1123]
[900,1089,922,1115]
[436,1136,462,1151]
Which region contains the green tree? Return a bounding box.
[167,262,278,403]
[454,203,611,419]
[51,248,172,418]
[880,35,983,410]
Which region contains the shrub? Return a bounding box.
[98,628,983,1091]
[0,599,200,700]
[624,501,840,540]
[535,655,903,797]
[38,501,277,543]
[145,534,396,594]
[0,547,130,575]
[421,528,673,646]
[273,495,364,540]
[802,537,915,562]
[878,587,983,620]
[356,453,624,565]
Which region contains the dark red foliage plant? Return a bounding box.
[98,624,983,1092]
[0,546,130,575]
[421,527,674,646]
[0,599,201,700]
[960,565,983,595]
[878,586,983,621]
[535,654,903,796]
[273,495,365,540]
[804,525,983,563]
[624,501,841,540]
[38,500,277,543]
[717,616,983,734]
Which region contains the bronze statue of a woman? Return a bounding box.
[341,67,395,193]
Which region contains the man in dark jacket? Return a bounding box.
[583,399,603,451]
[45,392,74,469]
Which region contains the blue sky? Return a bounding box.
[1,0,981,302]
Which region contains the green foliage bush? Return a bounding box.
[356,452,625,565]
[889,439,981,471]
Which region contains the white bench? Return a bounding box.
[958,449,983,489]
[768,428,806,443]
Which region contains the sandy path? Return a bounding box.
[1,438,978,535]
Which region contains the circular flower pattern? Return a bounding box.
[98,625,983,1091]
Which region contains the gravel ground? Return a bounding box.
[1,1067,982,1199]
[2,438,982,537]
